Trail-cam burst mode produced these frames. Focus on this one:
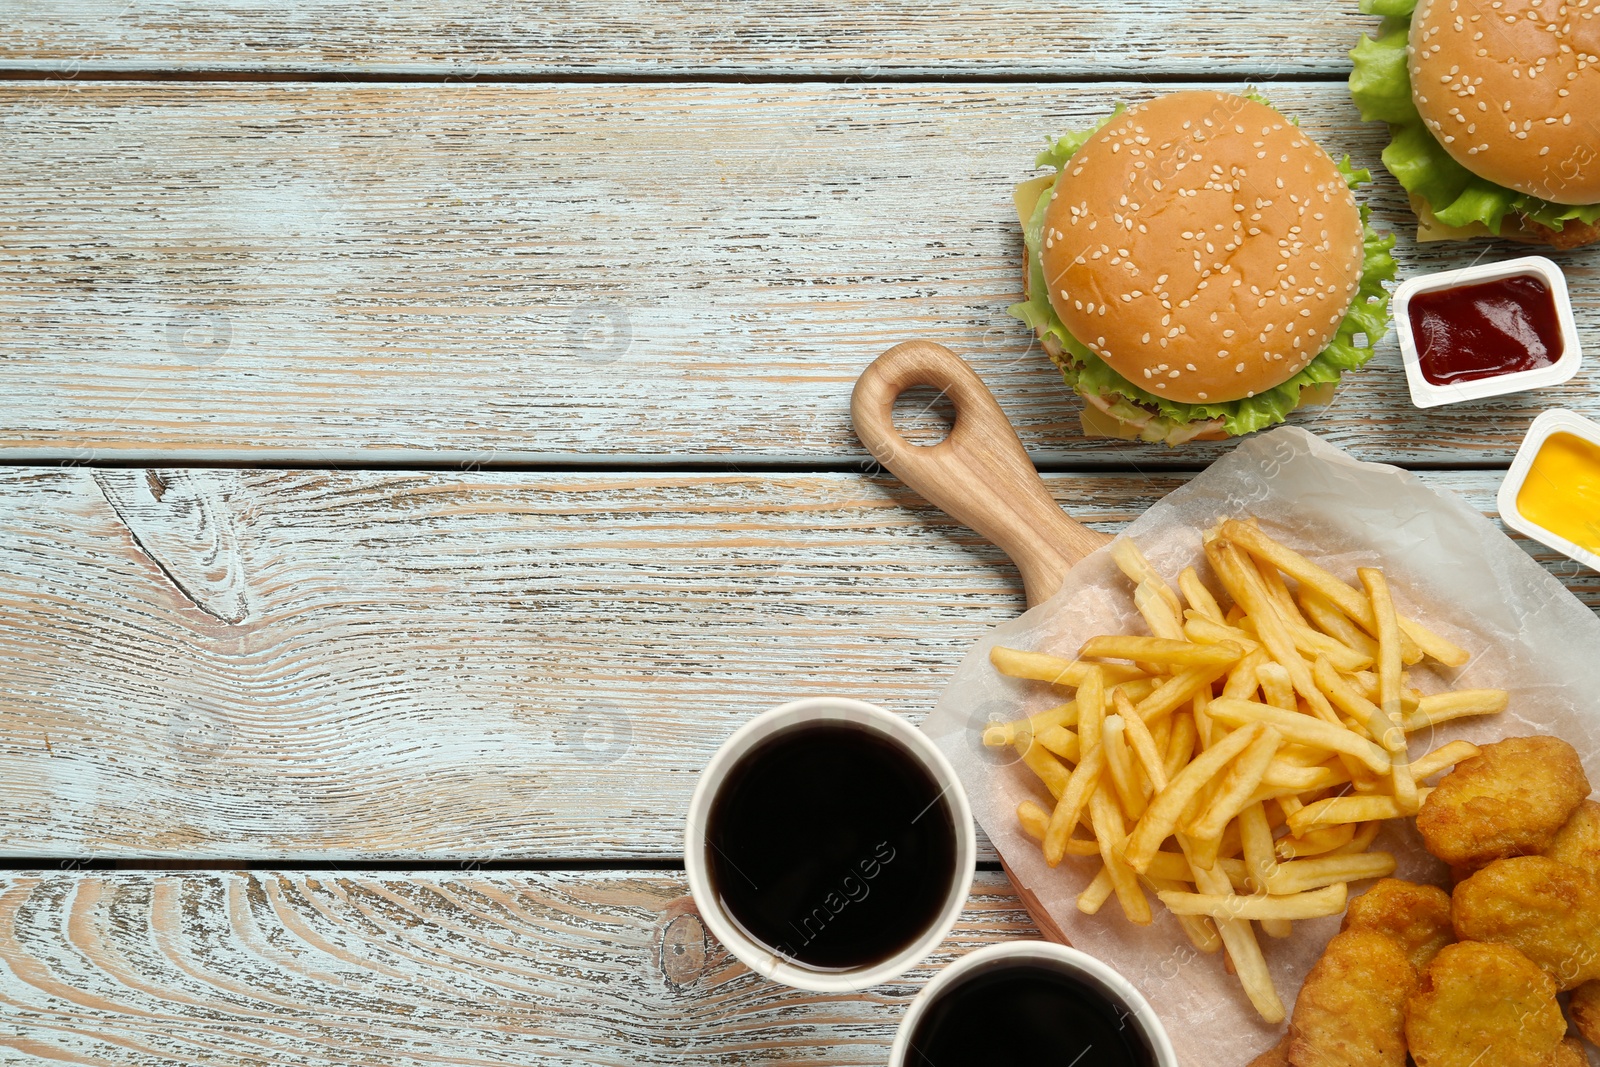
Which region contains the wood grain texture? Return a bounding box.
[852,340,1111,606]
[0,868,1038,1065]
[2,81,1597,468]
[0,0,1364,76]
[0,467,1589,861]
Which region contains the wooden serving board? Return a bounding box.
[851,339,1115,943]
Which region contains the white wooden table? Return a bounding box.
[0,4,1595,1063]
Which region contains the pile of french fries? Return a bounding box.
[986,518,1509,1023]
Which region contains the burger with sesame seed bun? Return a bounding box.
[1010,90,1396,446]
[1350,0,1600,246]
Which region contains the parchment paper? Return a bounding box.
[922,426,1600,1067]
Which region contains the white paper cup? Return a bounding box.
[684,697,975,992]
[889,941,1180,1067]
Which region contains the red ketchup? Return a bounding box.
[1408,274,1563,387]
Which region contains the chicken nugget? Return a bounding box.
[1547,799,1600,877]
[1452,856,1600,990]
[1572,979,1600,1049]
[1416,736,1590,870]
[1405,941,1566,1067]
[1287,929,1415,1067]
[1341,878,1454,970]
[1247,1035,1290,1067]
[1543,1038,1588,1067]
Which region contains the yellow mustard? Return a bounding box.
[1516,432,1600,554]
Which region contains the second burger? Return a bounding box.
[1010,91,1396,446]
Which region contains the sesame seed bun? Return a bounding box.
[1409,0,1600,206]
[1039,92,1364,406]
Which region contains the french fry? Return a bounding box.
[1043,742,1107,866]
[1282,603,1373,668]
[1019,800,1096,854]
[990,646,1145,687]
[1035,724,1081,763]
[1146,850,1201,882]
[1275,822,1357,860]
[1221,647,1269,702]
[1255,551,1310,629]
[1348,671,1420,712]
[1299,587,1380,660]
[1192,682,1214,749]
[1062,837,1102,857]
[1291,623,1374,673]
[1411,739,1479,780]
[1016,799,1050,841]
[1077,864,1115,915]
[1256,553,1374,669]
[1402,689,1510,732]
[1218,519,1468,667]
[1149,712,1171,765]
[1017,738,1071,799]
[1249,779,1333,806]
[1164,710,1199,783]
[1185,845,1285,1024]
[1328,820,1384,855]
[1173,845,1229,952]
[983,700,1077,748]
[1276,743,1337,767]
[1135,580,1187,641]
[1117,689,1170,793]
[1112,539,1183,618]
[1077,667,1105,758]
[1184,613,1263,653]
[1287,791,1434,837]
[1157,882,1349,921]
[1187,727,1283,869]
[1152,876,1226,953]
[1213,541,1343,725]
[1217,857,1253,893]
[1361,566,1409,751]
[1205,698,1391,774]
[1256,661,1297,711]
[1263,853,1396,895]
[1135,663,1233,722]
[1236,613,1371,673]
[1081,635,1243,669]
[1260,758,1350,793]
[1090,786,1151,924]
[1360,567,1418,813]
[1102,716,1148,821]
[1123,723,1267,873]
[1239,802,1290,937]
[1217,815,1252,862]
[1180,566,1224,623]
[1311,655,1388,740]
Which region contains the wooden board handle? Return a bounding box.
[852,340,1111,607]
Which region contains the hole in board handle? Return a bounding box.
[891,386,957,448]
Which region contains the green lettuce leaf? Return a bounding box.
[1349,17,1600,234]
[1036,107,1122,172]
[1008,112,1396,444]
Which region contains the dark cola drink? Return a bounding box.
[704,721,958,971]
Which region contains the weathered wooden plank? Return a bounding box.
[0,468,1587,861]
[0,868,1037,1065]
[1,82,1595,468]
[0,1,1366,77]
